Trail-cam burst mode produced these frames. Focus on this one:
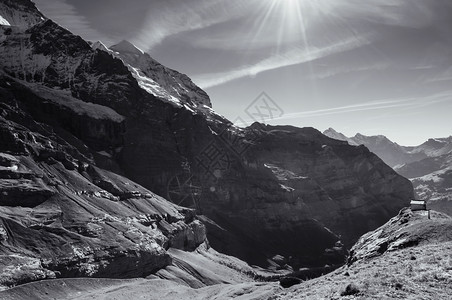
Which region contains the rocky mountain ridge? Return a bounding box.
[323,128,427,167]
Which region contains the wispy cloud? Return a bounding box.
[252,98,415,124]
[34,0,113,44]
[308,62,390,80]
[132,0,255,51]
[268,93,452,123]
[131,0,452,90]
[193,35,372,89]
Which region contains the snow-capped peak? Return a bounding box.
[108,39,212,110]
[110,40,144,55]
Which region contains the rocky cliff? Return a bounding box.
[0,75,206,290]
[0,0,414,288]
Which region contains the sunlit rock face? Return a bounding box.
[0,0,44,28]
[0,76,206,289]
[0,0,413,286]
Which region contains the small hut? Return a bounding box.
[410,200,427,211]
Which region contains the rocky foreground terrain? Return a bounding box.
[0,0,423,296]
[1,208,450,299]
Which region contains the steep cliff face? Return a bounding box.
[0,76,206,290]
[0,0,414,280]
[198,125,412,267]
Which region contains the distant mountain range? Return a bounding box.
[324,128,452,215]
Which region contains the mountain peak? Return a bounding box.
[354,133,366,139]
[324,127,339,134]
[323,128,359,146]
[91,40,110,52]
[110,40,144,55]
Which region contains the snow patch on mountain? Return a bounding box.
[108,40,211,108]
[0,14,10,25]
[128,65,182,106]
[91,40,112,54]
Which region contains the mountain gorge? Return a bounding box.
[0,0,415,293]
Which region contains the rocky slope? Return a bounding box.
[0,0,414,289]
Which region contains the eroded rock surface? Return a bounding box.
[0,82,206,289]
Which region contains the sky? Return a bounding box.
[33,0,452,146]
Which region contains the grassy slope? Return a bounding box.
[274,241,452,299]
[275,209,452,299]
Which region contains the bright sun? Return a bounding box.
[280,0,299,6]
